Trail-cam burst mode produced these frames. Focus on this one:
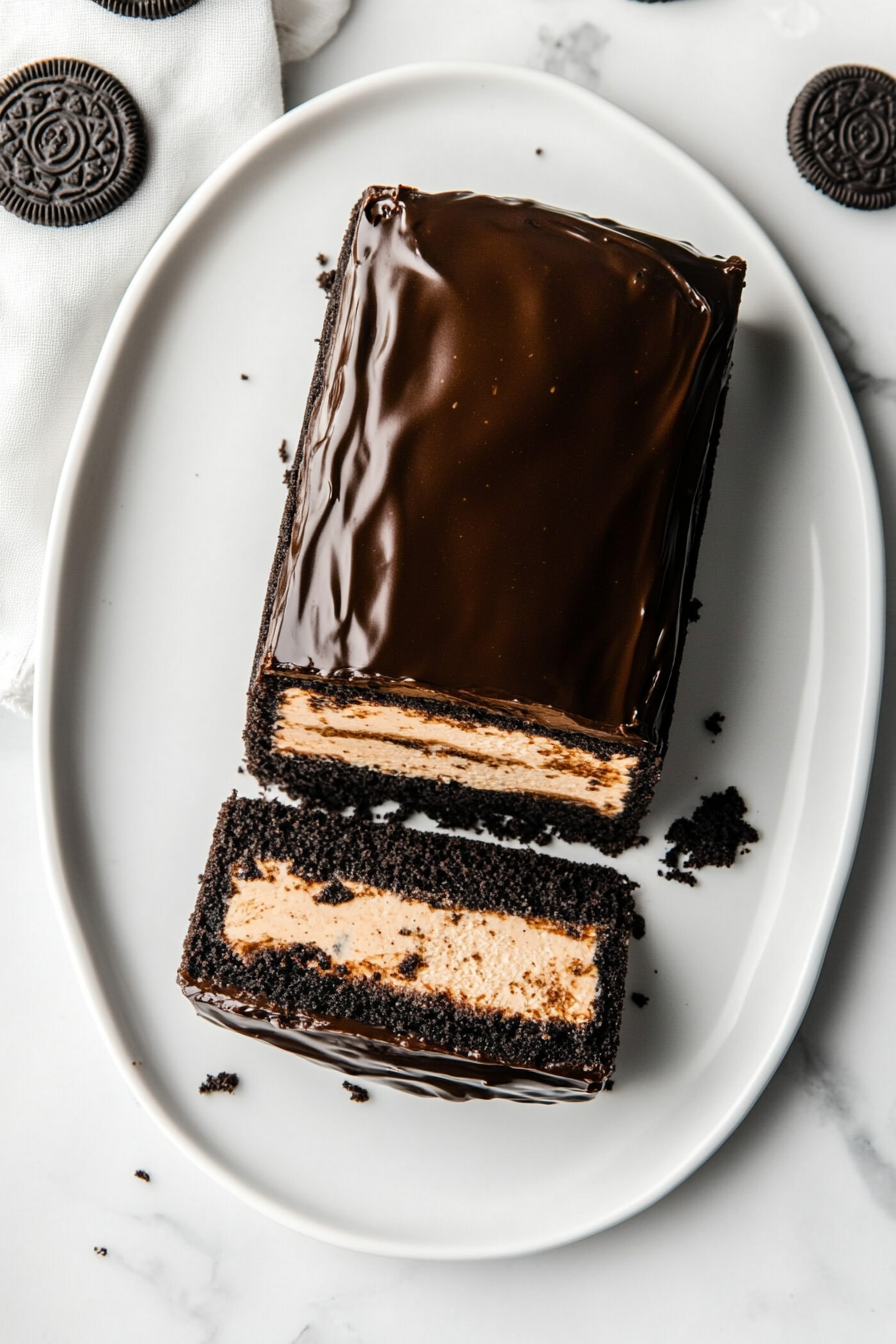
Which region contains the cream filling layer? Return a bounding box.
[224,861,599,1023]
[273,687,638,816]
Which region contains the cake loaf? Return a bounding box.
[179,796,636,1101]
[246,187,746,852]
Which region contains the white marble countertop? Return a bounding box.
[4,0,896,1337]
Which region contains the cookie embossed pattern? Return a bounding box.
[787,64,896,210]
[90,0,202,16]
[0,58,147,227]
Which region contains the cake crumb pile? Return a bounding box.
[199,1071,239,1095]
[660,787,759,884]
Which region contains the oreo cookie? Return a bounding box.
[90,0,202,16]
[0,58,147,227]
[788,65,896,210]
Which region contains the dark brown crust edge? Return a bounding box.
[179,796,635,1100]
[248,193,366,686]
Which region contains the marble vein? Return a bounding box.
[109,1211,225,1342]
[793,1033,896,1220]
[287,1273,409,1344]
[532,22,608,92]
[764,1,821,38]
[818,312,896,401]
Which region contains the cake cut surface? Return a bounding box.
[272,683,639,814]
[246,186,745,851]
[223,862,600,1022]
[179,797,636,1101]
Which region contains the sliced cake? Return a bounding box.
[245,187,746,853]
[179,796,636,1102]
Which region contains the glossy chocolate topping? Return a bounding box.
[183,985,603,1103]
[265,188,745,750]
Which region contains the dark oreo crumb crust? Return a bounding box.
[180,796,635,1086]
[0,59,146,227]
[664,786,759,872]
[788,66,896,211]
[246,674,662,854]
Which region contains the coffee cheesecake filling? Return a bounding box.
[273,685,638,815]
[223,859,600,1023]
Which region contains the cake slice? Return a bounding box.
[246,187,747,853]
[179,796,636,1102]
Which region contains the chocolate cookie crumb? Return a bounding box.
[660,867,698,887]
[342,1080,370,1103]
[397,952,424,980]
[313,878,355,905]
[316,252,329,265]
[240,373,249,381]
[663,787,759,876]
[535,147,543,155]
[687,597,703,623]
[278,439,289,462]
[94,1246,108,1257]
[134,1169,150,1182]
[631,911,646,940]
[317,268,337,292]
[630,992,650,1008]
[704,711,725,736]
[199,1071,239,1094]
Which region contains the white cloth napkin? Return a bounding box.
[0,0,348,714]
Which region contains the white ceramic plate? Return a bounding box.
[35,64,882,1259]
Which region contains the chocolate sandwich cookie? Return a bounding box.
[788,65,896,210]
[0,58,147,227]
[90,0,202,17]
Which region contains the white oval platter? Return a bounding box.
[35,63,883,1259]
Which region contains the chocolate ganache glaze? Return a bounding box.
[182,987,604,1102]
[264,188,745,752]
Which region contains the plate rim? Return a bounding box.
[33,60,885,1259]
